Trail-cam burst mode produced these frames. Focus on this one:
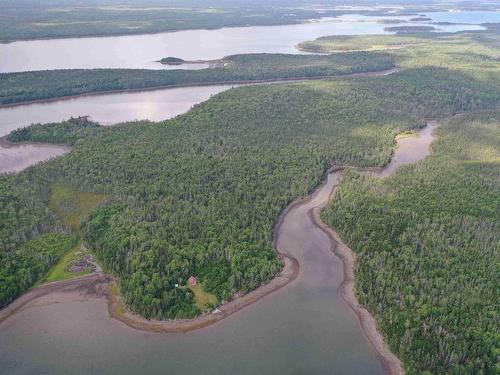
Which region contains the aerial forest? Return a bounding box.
[322,112,499,374]
[0,25,499,374]
[0,52,395,105]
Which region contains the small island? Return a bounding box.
[409,17,432,22]
[159,56,186,65]
[158,56,218,66]
[376,19,408,24]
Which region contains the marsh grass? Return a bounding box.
[49,183,106,230]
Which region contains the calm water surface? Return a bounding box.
[0,85,236,136]
[0,13,487,72]
[0,171,385,375]
[376,121,439,177]
[0,141,71,174]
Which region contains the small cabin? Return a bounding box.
[188,276,198,286]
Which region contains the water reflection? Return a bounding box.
[0,14,486,73]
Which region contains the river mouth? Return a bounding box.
[0,121,438,374]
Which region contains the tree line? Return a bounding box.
[0,52,395,105]
[322,111,500,374]
[2,67,498,320]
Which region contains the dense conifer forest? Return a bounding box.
[322,112,499,374]
[2,67,498,318]
[0,52,395,105]
[1,21,499,373]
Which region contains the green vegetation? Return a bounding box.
[159,57,186,65]
[40,244,92,283]
[298,34,425,52]
[0,0,339,42]
[8,117,101,145]
[1,25,499,372]
[322,112,500,374]
[187,283,218,311]
[296,32,499,372]
[0,52,395,105]
[49,182,107,230]
[297,31,500,81]
[2,66,498,318]
[0,0,458,42]
[0,174,105,306]
[0,233,73,306]
[384,25,435,33]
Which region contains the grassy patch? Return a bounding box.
[40,244,92,284]
[49,183,106,230]
[187,283,217,311]
[395,130,417,140]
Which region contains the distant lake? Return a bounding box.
[0,13,488,73]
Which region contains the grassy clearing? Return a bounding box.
[37,183,106,284]
[40,244,92,284]
[187,284,217,311]
[49,183,106,230]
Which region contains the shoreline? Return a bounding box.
[0,67,399,109]
[0,163,361,331]
[157,58,222,66]
[0,273,109,325]
[98,166,350,332]
[308,120,439,375]
[0,135,72,150]
[311,179,404,375]
[0,18,318,45]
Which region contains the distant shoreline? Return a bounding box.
[0,67,399,109]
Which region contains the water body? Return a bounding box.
[0,85,235,174]
[376,121,439,177]
[0,13,486,73]
[0,139,71,175]
[0,8,490,371]
[0,85,236,134]
[426,10,500,24]
[0,122,438,374]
